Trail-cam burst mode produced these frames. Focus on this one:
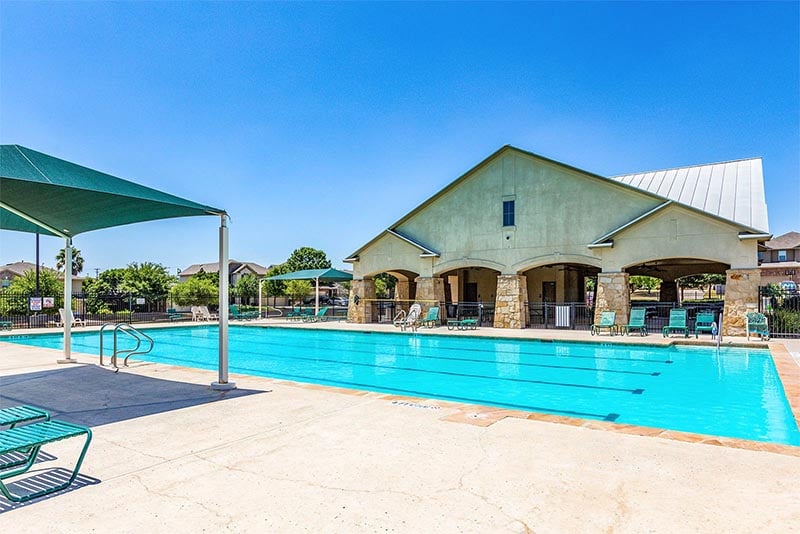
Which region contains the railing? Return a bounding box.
[526,302,594,330]
[99,323,154,369]
[759,286,800,338]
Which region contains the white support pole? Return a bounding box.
[212,215,235,390]
[315,277,320,315]
[57,238,76,364]
[259,278,263,319]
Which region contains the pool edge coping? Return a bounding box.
[2,325,799,456]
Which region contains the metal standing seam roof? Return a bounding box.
[610,158,769,233]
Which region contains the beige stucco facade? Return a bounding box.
[346,147,766,335]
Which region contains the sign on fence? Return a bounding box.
[29,297,42,311]
[43,297,54,308]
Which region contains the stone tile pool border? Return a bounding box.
[2,322,798,456]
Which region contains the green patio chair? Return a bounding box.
[746,312,769,341]
[621,308,647,336]
[166,308,183,322]
[303,307,329,322]
[591,311,617,336]
[285,306,302,321]
[694,312,716,338]
[662,309,689,337]
[420,306,440,328]
[0,419,92,503]
[0,405,51,470]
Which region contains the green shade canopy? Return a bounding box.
[267,268,353,282]
[0,144,225,237]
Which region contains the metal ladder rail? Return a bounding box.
[98,323,117,367]
[98,323,155,368]
[116,324,154,366]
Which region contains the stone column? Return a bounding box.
[722,268,761,337]
[415,277,446,319]
[395,280,410,301]
[659,280,678,303]
[347,279,376,324]
[493,275,528,329]
[594,272,630,325]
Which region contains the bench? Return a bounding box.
[0,420,92,502]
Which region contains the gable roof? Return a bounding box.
[764,231,800,250]
[0,261,49,276]
[345,145,770,260]
[610,158,768,233]
[180,260,268,277]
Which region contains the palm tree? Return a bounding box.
[56,247,85,276]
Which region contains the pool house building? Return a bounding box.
[345,146,770,336]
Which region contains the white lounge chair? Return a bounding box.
[199,305,218,321]
[57,308,85,327]
[190,306,203,321]
[400,303,422,332]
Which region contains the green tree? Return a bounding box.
[193,268,220,287]
[285,279,312,305]
[285,247,331,271]
[374,272,397,298]
[263,264,289,299]
[0,270,62,315]
[170,276,218,306]
[121,262,175,296]
[679,274,726,299]
[56,247,84,275]
[232,274,259,299]
[629,275,661,294]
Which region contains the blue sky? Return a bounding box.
[1,1,798,276]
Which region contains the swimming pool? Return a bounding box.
[5,325,799,445]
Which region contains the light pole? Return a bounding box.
[259,278,264,318]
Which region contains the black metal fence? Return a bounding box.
[758,287,800,338]
[527,302,594,330]
[630,301,724,334]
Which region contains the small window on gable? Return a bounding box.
[778,250,787,262]
[503,200,515,227]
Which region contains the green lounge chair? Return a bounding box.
[166,308,183,322]
[746,312,769,341]
[285,306,302,321]
[303,306,329,322]
[0,405,51,470]
[591,311,617,336]
[694,312,716,338]
[0,320,12,331]
[0,419,92,503]
[662,309,689,337]
[229,305,251,320]
[421,306,440,328]
[621,308,647,336]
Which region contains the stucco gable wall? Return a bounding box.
[394,151,662,274]
[352,232,431,279]
[599,204,756,271]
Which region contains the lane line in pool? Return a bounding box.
[135,343,650,395]
[149,331,670,376]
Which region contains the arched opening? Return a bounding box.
[438,266,501,326]
[358,269,420,323]
[625,258,729,331]
[520,263,601,329]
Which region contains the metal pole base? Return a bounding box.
[211,381,237,391]
[56,358,80,364]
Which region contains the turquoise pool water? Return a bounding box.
[5,326,799,445]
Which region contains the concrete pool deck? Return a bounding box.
[1,324,800,531]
